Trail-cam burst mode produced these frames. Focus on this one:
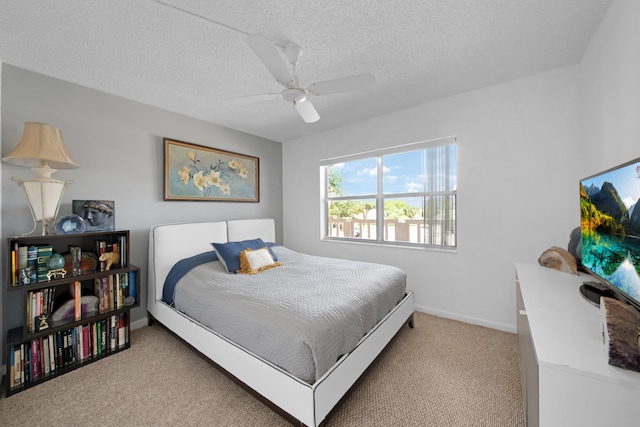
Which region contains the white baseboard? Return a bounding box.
[414,304,516,334]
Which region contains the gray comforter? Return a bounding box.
[172,246,406,383]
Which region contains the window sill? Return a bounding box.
[321,237,457,253]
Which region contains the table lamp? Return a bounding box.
[2,122,79,235]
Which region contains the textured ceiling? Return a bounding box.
[0,0,612,142]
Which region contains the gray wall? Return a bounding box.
[1,65,283,355]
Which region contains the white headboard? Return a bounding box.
[148,218,276,306]
[228,218,275,242]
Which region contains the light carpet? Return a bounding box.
[0,312,524,426]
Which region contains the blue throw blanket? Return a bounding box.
[162,251,218,304]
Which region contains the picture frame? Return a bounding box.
[164,138,259,202]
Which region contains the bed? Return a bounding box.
[147,218,414,426]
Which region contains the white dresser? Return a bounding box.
[515,263,640,426]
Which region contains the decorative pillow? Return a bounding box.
[237,247,281,275]
[211,238,278,274]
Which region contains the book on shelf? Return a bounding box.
[118,313,127,348]
[9,344,15,388]
[18,245,28,275]
[92,323,98,358]
[96,240,107,271]
[11,247,16,286]
[118,234,127,268]
[69,245,82,276]
[129,270,136,300]
[9,315,131,391]
[100,320,107,354]
[30,339,39,382]
[42,336,50,377]
[10,243,57,285]
[36,245,53,283]
[27,287,55,333]
[10,244,29,286]
[110,315,117,351]
[27,245,38,284]
[73,281,81,321]
[48,334,56,375]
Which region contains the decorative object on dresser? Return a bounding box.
[537,246,578,275]
[600,296,640,372]
[2,122,79,236]
[5,230,139,397]
[163,138,259,202]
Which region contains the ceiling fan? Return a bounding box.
[242,34,375,123]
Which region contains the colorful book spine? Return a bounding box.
[36,245,53,282]
[118,313,127,348]
[27,245,38,284]
[129,271,136,300]
[96,240,107,271]
[74,281,81,321]
[11,244,17,286]
[48,334,56,375]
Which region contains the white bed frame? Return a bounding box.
[147,218,414,426]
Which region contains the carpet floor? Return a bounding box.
[0,312,524,426]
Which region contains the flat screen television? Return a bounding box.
[579,157,640,312]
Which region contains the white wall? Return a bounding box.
[1,65,283,348]
[581,0,640,171]
[282,0,640,333]
[283,66,583,332]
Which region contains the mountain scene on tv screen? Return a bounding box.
[580,163,640,300]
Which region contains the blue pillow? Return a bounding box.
[211,238,278,274]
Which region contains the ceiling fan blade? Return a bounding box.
[227,93,280,104]
[307,73,375,95]
[293,100,320,123]
[247,34,294,87]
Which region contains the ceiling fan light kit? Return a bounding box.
[244,34,375,123]
[282,88,307,103]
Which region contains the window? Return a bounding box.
[322,137,456,249]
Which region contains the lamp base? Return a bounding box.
[12,176,72,236]
[21,218,55,237]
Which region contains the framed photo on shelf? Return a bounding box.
[164,137,259,202]
[72,200,115,232]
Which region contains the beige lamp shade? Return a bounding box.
[3,122,79,170]
[3,122,79,235]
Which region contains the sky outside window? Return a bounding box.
[383,150,425,194]
[334,157,377,196]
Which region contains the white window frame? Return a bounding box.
[321,136,457,249]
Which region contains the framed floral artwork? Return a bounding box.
[164,138,259,202]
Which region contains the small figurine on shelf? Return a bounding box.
[99,251,120,270]
[19,267,33,285]
[46,253,67,280]
[36,314,50,331]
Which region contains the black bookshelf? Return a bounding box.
[4,230,139,396]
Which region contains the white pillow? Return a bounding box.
[243,247,275,270]
[237,247,281,274]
